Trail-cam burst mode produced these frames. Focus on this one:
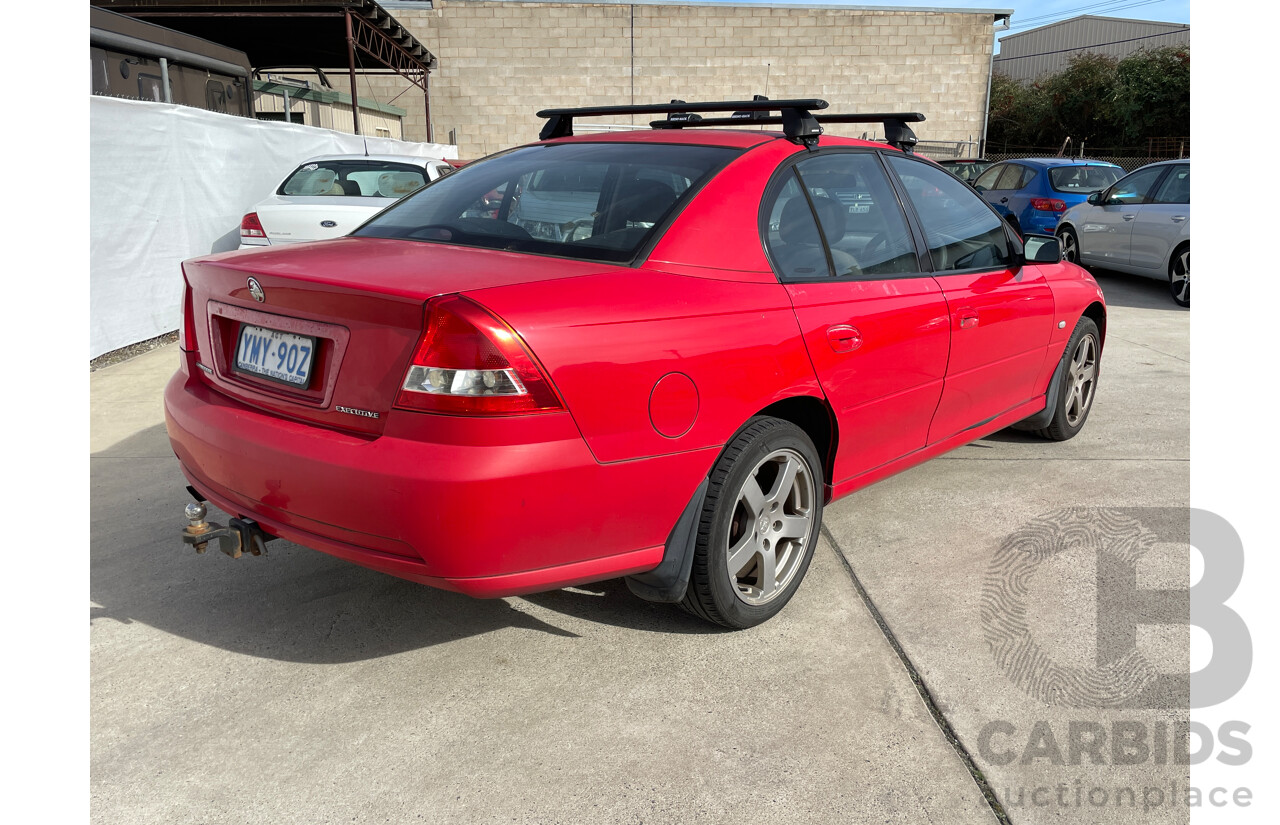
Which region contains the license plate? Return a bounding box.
[235,324,316,387]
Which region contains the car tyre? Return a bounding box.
[1057,225,1081,265]
[1169,244,1190,307]
[680,417,824,629]
[1031,316,1101,442]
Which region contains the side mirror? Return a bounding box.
[1086,192,1102,205]
[974,184,987,193]
[1022,235,1061,264]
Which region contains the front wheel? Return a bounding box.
[1032,316,1101,441]
[1169,245,1190,307]
[1057,225,1080,265]
[681,418,824,629]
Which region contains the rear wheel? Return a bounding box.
[681,418,823,629]
[1057,225,1080,264]
[1169,245,1190,307]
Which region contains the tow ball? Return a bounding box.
[181,489,271,559]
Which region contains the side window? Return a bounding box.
[792,153,920,277]
[763,172,831,281]
[1017,166,1038,188]
[995,164,1027,191]
[1152,165,1190,204]
[886,155,1012,273]
[138,74,164,102]
[1105,166,1167,205]
[973,164,1004,192]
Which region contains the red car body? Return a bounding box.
[165,124,1105,606]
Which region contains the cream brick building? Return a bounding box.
[371,0,1011,157]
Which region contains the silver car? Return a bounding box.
[1056,159,1190,306]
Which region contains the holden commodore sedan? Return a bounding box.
[167,99,1105,628]
[238,154,455,249]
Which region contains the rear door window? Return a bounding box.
[886,155,1011,273]
[788,152,920,278]
[1151,165,1190,204]
[994,165,1028,190]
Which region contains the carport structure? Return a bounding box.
[91,0,439,138]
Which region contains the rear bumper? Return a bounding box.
[163,358,714,597]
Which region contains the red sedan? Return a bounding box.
[166,99,1104,628]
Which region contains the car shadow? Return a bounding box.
[91,424,718,664]
[1089,268,1187,311]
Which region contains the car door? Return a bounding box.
[764,151,950,485]
[884,154,1056,444]
[1079,164,1168,267]
[1130,164,1189,271]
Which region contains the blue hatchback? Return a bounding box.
[973,158,1123,237]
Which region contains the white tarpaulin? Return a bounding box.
[89,96,458,359]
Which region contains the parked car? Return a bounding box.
[1056,160,1190,306]
[937,157,993,185]
[167,99,1105,629]
[973,158,1123,239]
[238,154,455,249]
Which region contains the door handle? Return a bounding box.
[826,324,863,353]
[1122,214,1136,221]
[958,308,979,329]
[1171,215,1187,222]
[999,197,1009,204]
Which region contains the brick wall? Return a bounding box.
[365,1,997,158]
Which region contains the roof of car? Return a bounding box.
[1005,157,1123,169]
[298,154,450,165]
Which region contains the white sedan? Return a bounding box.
[238,154,455,249]
[1055,159,1190,306]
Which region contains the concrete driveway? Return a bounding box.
[90,270,1188,824]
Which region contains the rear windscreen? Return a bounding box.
[1049,166,1122,194]
[352,142,739,263]
[279,160,428,198]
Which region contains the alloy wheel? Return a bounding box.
[1171,249,1190,305]
[1064,333,1098,428]
[725,448,816,605]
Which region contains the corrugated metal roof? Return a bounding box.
[995,14,1189,82]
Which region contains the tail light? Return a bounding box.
[178,269,198,351]
[1030,198,1067,213]
[240,212,267,239]
[395,296,564,415]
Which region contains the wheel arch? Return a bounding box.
[1167,239,1190,275]
[1083,300,1107,349]
[753,394,838,492]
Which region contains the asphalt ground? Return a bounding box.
[90,268,1188,824]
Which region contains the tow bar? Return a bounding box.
[181,487,272,559]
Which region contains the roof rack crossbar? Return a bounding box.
[647,112,926,153]
[537,98,829,143]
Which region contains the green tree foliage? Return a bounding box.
[986,46,1189,150]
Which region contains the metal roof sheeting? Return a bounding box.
[995,15,1188,82]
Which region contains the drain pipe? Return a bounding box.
[159,57,172,103]
[981,14,1012,157]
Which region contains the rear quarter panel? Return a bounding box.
[465,269,822,464]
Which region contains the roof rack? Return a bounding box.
[535,98,925,151]
[652,111,926,153]
[537,98,828,145]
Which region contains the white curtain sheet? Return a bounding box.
[90,96,458,359]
